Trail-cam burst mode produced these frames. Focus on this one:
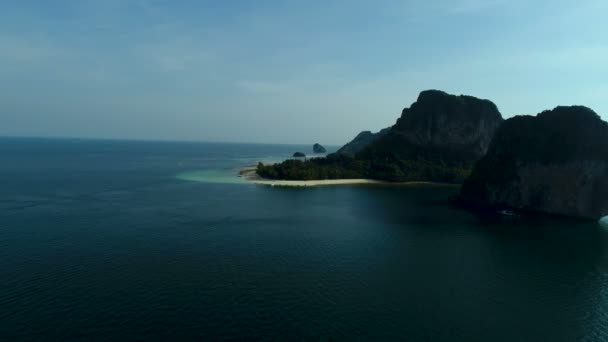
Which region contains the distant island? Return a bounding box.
[258,90,503,183]
[313,143,327,154]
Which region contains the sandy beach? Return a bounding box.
[239,166,446,187]
[239,166,383,186]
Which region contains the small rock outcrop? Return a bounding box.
[336,128,390,157]
[313,143,327,154]
[293,152,306,158]
[460,106,608,219]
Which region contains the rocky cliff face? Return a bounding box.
[460,106,608,219]
[354,90,504,182]
[390,90,503,160]
[335,128,390,157]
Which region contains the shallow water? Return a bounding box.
[1,138,607,341]
[600,217,608,229]
[176,169,248,184]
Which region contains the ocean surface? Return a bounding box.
[1,137,607,341]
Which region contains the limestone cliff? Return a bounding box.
[356,90,504,182]
[460,106,608,219]
[360,90,503,162]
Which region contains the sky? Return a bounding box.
[1,0,607,145]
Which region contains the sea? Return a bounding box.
[1,137,607,341]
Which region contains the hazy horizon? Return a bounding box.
[1,0,607,145]
[0,133,343,147]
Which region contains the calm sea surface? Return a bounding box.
[1,137,607,341]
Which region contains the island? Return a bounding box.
[250,90,607,221]
[313,143,327,153]
[257,90,503,183]
[292,152,306,158]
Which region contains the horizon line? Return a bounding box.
[0,134,341,147]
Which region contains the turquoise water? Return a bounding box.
[177,169,249,184]
[1,137,607,341]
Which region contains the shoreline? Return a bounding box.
[239,166,454,187]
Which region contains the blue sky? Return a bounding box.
[1,0,607,144]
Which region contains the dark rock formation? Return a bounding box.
[336,128,390,157]
[460,106,608,219]
[357,90,504,182]
[292,152,306,158]
[313,143,327,154]
[361,90,503,161]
